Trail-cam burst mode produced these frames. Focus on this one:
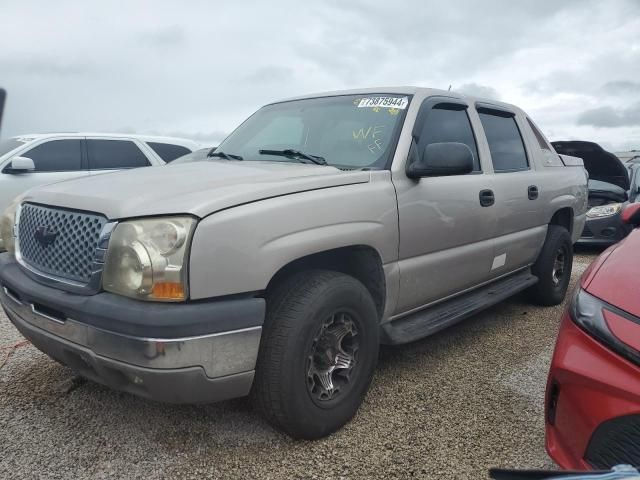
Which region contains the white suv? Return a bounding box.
[0,132,200,246]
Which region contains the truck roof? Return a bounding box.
[274,86,523,114]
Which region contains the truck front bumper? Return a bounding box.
[0,254,265,404]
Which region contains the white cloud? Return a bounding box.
[0,0,639,150]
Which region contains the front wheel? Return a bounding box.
[527,225,573,306]
[252,270,379,439]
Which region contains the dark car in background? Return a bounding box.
[553,141,631,246]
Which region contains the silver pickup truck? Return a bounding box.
[0,87,587,439]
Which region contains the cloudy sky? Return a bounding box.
[1,0,639,151]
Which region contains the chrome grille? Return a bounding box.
[17,203,107,284]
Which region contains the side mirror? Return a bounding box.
[7,156,35,173]
[406,142,474,179]
[621,203,640,227]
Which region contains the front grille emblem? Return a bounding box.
[34,225,59,247]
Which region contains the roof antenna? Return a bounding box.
[448,84,452,91]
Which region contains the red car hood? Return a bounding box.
[584,228,640,318]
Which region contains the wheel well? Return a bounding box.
[550,208,573,236]
[265,246,386,318]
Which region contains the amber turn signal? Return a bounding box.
[151,282,185,300]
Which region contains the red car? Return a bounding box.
[546,203,640,470]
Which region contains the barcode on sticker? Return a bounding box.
[358,96,408,109]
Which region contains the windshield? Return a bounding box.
[215,94,410,169]
[0,138,26,157]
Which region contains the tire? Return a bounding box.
[251,270,379,439]
[527,225,573,306]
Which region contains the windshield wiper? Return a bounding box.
[207,149,243,161]
[258,148,327,165]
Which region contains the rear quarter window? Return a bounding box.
[147,142,192,162]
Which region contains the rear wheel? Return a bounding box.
[527,225,573,306]
[252,270,379,439]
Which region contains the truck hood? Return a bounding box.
[22,161,371,219]
[552,140,630,190]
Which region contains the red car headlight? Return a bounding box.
[570,288,640,366]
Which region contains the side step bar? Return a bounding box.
[381,269,538,345]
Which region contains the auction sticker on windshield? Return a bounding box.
[358,96,408,109]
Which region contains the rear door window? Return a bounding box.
[87,139,150,170]
[147,142,192,162]
[478,110,529,172]
[22,139,83,172]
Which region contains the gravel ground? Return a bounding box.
[0,250,600,480]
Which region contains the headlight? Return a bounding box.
[0,196,24,254]
[103,216,196,302]
[586,203,623,218]
[570,288,640,366]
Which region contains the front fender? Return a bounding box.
[188,174,398,300]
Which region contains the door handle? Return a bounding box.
[479,189,495,207]
[528,185,539,200]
